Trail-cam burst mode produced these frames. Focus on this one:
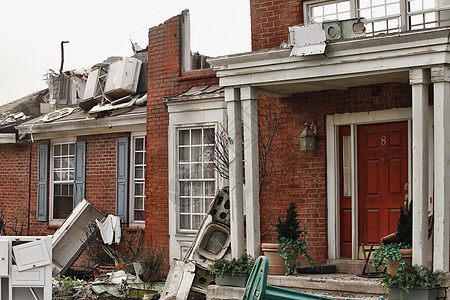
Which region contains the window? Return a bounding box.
[178,127,216,231]
[305,0,448,35]
[52,142,75,219]
[131,135,146,223]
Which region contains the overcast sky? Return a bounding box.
[0,1,251,106]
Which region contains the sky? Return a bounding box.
[0,0,251,106]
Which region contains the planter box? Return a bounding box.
[216,272,249,288]
[389,286,439,300]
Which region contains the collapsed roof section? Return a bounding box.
[0,89,48,138]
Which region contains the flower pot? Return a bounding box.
[215,272,249,287]
[386,248,412,275]
[261,243,297,275]
[389,286,439,300]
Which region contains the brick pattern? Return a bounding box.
[146,12,218,263]
[0,143,32,235]
[250,0,303,51]
[259,83,412,264]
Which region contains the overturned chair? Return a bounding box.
[243,256,333,300]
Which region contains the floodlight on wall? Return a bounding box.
[300,121,317,151]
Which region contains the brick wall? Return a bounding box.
[0,142,32,235]
[250,0,303,51]
[146,11,218,265]
[259,82,412,264]
[82,133,129,214]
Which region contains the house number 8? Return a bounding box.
[381,136,387,146]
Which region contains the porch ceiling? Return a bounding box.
[209,27,450,96]
[255,71,408,96]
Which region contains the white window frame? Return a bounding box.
[304,0,447,34]
[167,95,227,262]
[176,126,216,233]
[129,132,146,226]
[49,138,76,225]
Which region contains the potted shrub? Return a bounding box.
[208,253,255,287]
[379,264,446,300]
[372,200,412,274]
[261,201,313,275]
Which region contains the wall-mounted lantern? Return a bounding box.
[300,121,317,151]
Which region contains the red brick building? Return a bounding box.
[208,0,450,272]
[2,0,450,276]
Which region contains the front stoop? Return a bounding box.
[206,273,449,300]
[268,274,385,299]
[206,273,386,300]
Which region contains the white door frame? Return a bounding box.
[326,107,412,259]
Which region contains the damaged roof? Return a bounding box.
[0,89,48,133]
[164,85,224,103]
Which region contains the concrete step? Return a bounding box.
[206,273,386,300]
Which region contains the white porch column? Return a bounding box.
[225,87,245,258]
[410,69,430,266]
[432,66,450,272]
[241,86,261,258]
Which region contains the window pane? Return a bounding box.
[360,0,371,8]
[69,144,75,155]
[191,163,202,179]
[342,135,352,197]
[135,167,144,181]
[53,183,73,219]
[180,198,190,213]
[192,198,203,213]
[203,128,215,144]
[69,170,74,181]
[193,215,203,230]
[135,196,144,210]
[179,164,190,179]
[324,3,337,15]
[62,157,69,168]
[180,182,190,196]
[205,181,215,197]
[54,144,61,156]
[62,144,68,155]
[134,211,145,221]
[191,129,202,145]
[204,164,215,179]
[191,146,202,162]
[180,215,190,229]
[135,138,144,151]
[135,152,144,165]
[179,130,190,145]
[135,182,144,196]
[192,182,202,197]
[179,147,189,162]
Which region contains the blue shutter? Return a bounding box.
[37,144,48,221]
[73,141,86,207]
[116,137,129,223]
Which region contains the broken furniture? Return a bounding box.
[243,256,333,300]
[52,198,104,275]
[0,236,52,300]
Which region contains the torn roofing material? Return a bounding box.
[0,89,48,133]
[163,85,224,103]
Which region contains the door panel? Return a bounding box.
[357,121,408,246]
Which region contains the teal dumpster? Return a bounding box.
[243,256,333,300]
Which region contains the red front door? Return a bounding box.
[357,121,408,246]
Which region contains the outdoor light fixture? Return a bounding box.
[300,121,317,151]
